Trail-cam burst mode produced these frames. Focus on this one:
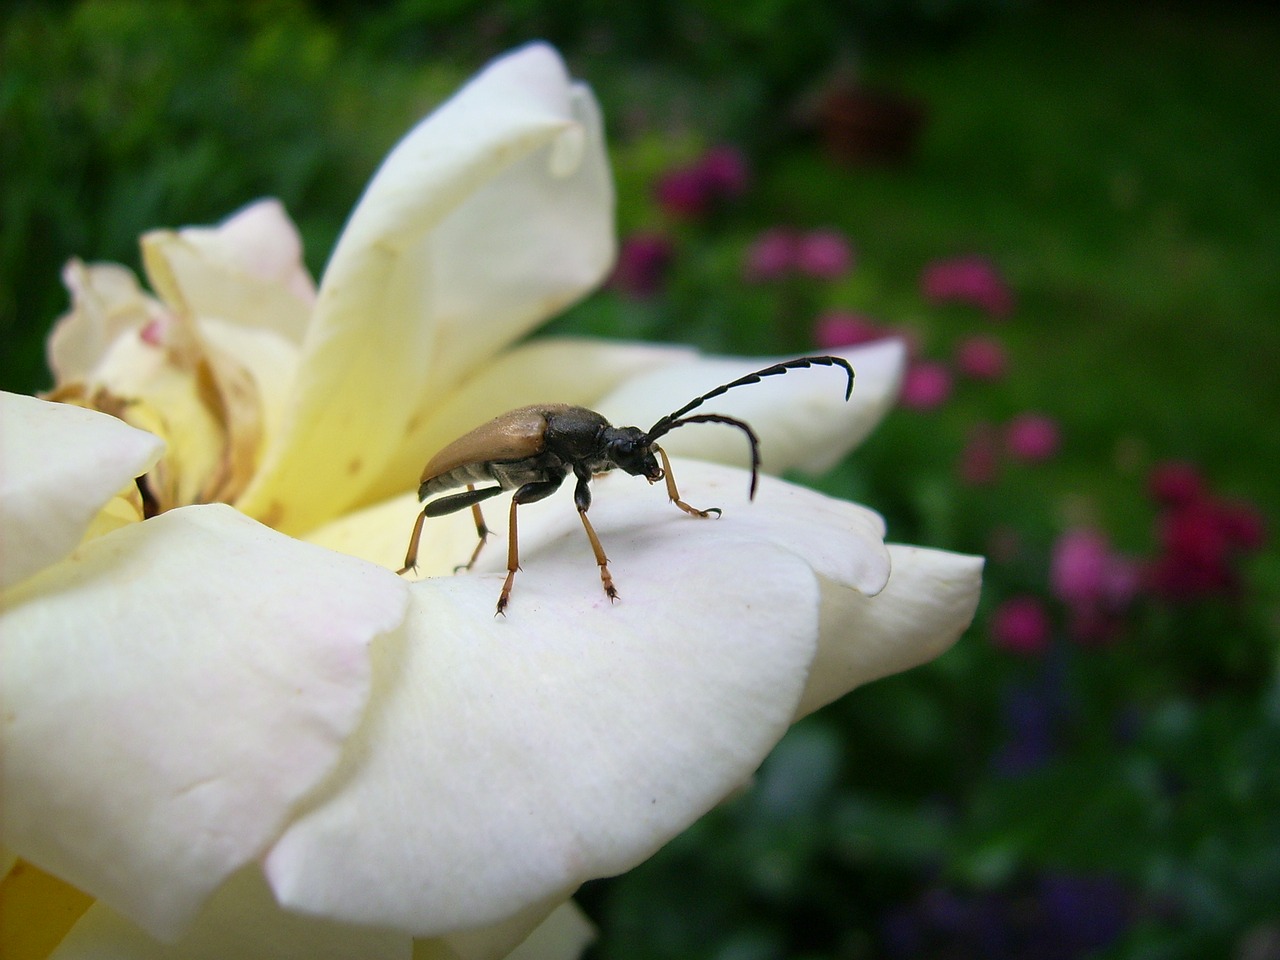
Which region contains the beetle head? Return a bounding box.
[601,426,664,482]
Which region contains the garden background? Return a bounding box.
[2,1,1277,957]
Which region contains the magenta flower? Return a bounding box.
[813,310,887,350]
[900,361,953,411]
[954,334,1008,381]
[1147,460,1205,507]
[795,229,855,279]
[1005,413,1061,463]
[958,422,1001,486]
[920,255,1014,319]
[610,231,673,299]
[698,145,750,199]
[743,228,798,282]
[991,595,1052,656]
[1050,528,1140,643]
[655,145,750,219]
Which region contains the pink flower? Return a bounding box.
[743,228,798,282]
[813,310,886,350]
[795,229,854,279]
[920,255,1014,318]
[900,361,952,411]
[1005,413,1061,462]
[954,335,1008,381]
[610,232,673,299]
[1051,529,1113,607]
[991,596,1052,656]
[1051,528,1140,643]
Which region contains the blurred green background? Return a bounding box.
[3,1,1277,957]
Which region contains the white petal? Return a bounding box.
[49,869,410,960]
[47,261,164,385]
[140,199,315,346]
[0,505,407,940]
[0,392,163,591]
[361,338,695,507]
[265,468,834,935]
[796,544,984,718]
[593,340,906,476]
[237,44,614,536]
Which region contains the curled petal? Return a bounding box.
[435,895,592,960]
[141,199,316,346]
[47,261,165,386]
[0,393,162,590]
[238,44,614,535]
[0,505,407,940]
[593,340,906,477]
[363,338,696,506]
[49,869,410,960]
[797,544,984,718]
[265,469,836,934]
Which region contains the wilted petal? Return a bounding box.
[49,869,410,960]
[364,338,695,507]
[0,505,407,940]
[797,544,984,717]
[46,261,165,386]
[266,469,835,934]
[0,393,163,590]
[141,199,315,345]
[238,44,614,535]
[593,340,906,477]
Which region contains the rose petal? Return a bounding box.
[266,475,832,934]
[49,869,410,960]
[362,338,696,507]
[46,261,165,386]
[140,199,315,347]
[593,340,906,477]
[796,544,984,717]
[0,505,407,939]
[437,894,590,960]
[238,44,614,535]
[0,393,163,590]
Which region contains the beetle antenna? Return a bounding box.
[645,355,853,442]
[655,413,762,498]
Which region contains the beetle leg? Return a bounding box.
[496,477,565,616]
[573,471,618,603]
[399,484,503,577]
[456,487,491,573]
[655,445,722,519]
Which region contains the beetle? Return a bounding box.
[398,355,854,614]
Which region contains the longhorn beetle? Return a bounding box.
[398,355,854,614]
